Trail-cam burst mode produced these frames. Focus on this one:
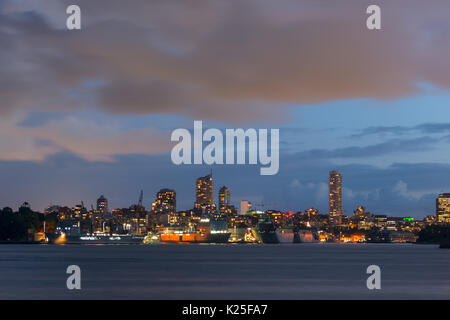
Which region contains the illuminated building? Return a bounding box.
[194,173,215,213]
[351,206,370,228]
[373,215,387,229]
[269,211,283,227]
[97,195,108,214]
[305,208,319,219]
[436,193,450,223]
[218,186,231,216]
[44,205,61,215]
[240,200,252,215]
[329,170,342,225]
[56,206,72,221]
[152,189,176,214]
[73,204,90,220]
[353,206,370,219]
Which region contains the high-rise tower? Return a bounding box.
[194,173,215,213]
[96,195,108,214]
[218,186,231,216]
[152,189,176,214]
[329,171,342,225]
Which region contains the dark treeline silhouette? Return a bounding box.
[0,206,57,242]
[416,224,450,244]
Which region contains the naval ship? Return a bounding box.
[253,216,318,244]
[60,233,144,244]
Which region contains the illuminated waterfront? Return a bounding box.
[1,243,449,299]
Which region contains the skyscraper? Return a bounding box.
[96,195,108,214]
[436,193,450,223]
[152,189,176,214]
[194,173,215,213]
[329,170,342,225]
[218,186,231,216]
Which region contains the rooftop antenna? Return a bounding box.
[138,190,143,208]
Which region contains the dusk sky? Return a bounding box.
[1,0,450,218]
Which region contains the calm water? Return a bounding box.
[0,243,449,299]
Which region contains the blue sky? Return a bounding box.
[3,90,450,218]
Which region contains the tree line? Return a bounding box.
[0,206,57,242]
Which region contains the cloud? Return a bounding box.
[1,0,450,122]
[0,113,171,161]
[295,136,438,160]
[352,123,450,137]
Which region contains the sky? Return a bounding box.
[1,0,450,218]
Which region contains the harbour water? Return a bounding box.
[0,243,449,299]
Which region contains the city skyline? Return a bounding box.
[3,168,445,221]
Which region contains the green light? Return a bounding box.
[404,217,414,221]
[243,211,265,215]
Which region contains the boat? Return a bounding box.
[276,228,296,243]
[296,229,318,243]
[61,233,144,244]
[252,216,279,243]
[143,232,161,244]
[253,216,319,244]
[159,218,231,243]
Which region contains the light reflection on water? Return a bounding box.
[0,243,449,299]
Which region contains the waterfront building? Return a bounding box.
[366,230,418,243]
[152,188,176,214]
[329,170,343,225]
[97,195,108,214]
[194,173,215,214]
[305,207,319,219]
[353,206,370,219]
[218,186,231,216]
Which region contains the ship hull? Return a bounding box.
[296,230,317,243]
[160,232,230,243]
[63,235,144,244]
[276,229,295,243]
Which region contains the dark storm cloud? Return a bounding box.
[1,0,450,122]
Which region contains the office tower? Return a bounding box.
[218,186,231,215]
[329,170,342,225]
[96,195,108,214]
[240,200,252,215]
[152,188,176,213]
[194,173,215,213]
[436,193,450,222]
